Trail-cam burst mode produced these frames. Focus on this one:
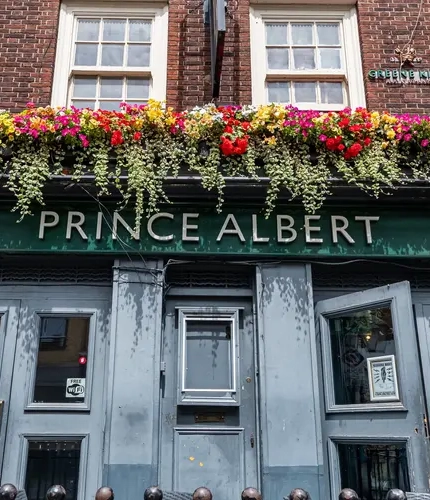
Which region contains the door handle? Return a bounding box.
[250,433,254,448]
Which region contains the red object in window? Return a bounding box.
[78,356,87,365]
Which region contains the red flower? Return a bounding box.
[339,118,350,128]
[326,136,342,151]
[344,142,363,159]
[111,130,124,146]
[349,125,362,133]
[241,121,251,131]
[224,125,233,134]
[220,136,234,156]
[337,144,345,151]
[235,137,248,154]
[133,131,142,141]
[363,137,372,146]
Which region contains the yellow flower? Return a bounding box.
[264,136,277,146]
[386,129,395,140]
[381,141,389,149]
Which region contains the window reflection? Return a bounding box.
[33,317,89,404]
[25,440,81,500]
[338,443,410,500]
[329,307,395,405]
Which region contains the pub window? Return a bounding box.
[51,3,168,109]
[250,7,366,110]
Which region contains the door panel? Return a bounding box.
[0,294,110,500]
[159,298,258,497]
[316,282,430,499]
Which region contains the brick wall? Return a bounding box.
[0,0,60,112]
[167,0,252,110]
[1,0,430,113]
[357,0,430,113]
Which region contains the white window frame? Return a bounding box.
[51,1,168,108]
[250,6,366,110]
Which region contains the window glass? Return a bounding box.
[25,440,81,500]
[185,320,233,390]
[263,20,346,107]
[329,307,395,405]
[71,17,153,109]
[338,443,410,500]
[33,317,89,404]
[71,76,150,110]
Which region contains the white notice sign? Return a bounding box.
[66,378,86,398]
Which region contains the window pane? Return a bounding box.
[329,307,394,405]
[291,23,313,45]
[100,77,123,98]
[185,320,233,390]
[25,440,81,500]
[317,23,340,45]
[101,44,124,66]
[129,20,152,42]
[71,100,96,109]
[295,82,316,103]
[76,19,100,42]
[72,77,97,99]
[293,48,315,69]
[338,443,410,500]
[33,317,89,404]
[267,82,290,103]
[127,45,151,66]
[74,44,98,66]
[321,82,344,104]
[127,78,150,99]
[103,19,126,41]
[99,101,122,111]
[266,23,288,45]
[320,48,341,69]
[267,48,289,69]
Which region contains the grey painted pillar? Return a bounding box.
[256,264,324,500]
[103,259,164,497]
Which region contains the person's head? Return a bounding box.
[386,489,406,500]
[241,488,262,500]
[144,487,163,500]
[46,486,66,500]
[286,488,311,500]
[95,487,114,500]
[0,484,17,500]
[339,488,359,500]
[192,487,212,500]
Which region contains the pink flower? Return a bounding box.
[421,139,429,147]
[403,133,412,142]
[79,134,89,148]
[26,102,35,108]
[319,134,327,142]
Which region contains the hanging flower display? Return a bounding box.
[0,100,430,229]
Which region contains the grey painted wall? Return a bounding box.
[101,260,325,499]
[103,259,164,498]
[256,264,324,500]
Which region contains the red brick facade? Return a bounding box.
[0,0,428,113]
[0,0,60,112]
[357,0,429,113]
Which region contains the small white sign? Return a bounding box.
[66,378,86,398]
[367,355,399,402]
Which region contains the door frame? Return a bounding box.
[162,287,262,492]
[0,285,112,494]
